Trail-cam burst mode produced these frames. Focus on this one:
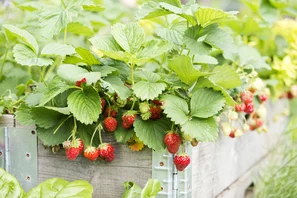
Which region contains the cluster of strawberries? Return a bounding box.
[63,138,115,162]
[164,132,191,171]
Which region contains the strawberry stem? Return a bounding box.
[98,124,103,144]
[90,124,101,146]
[106,99,111,117]
[71,117,77,140]
[53,115,72,134]
[171,123,174,131]
[130,97,136,110]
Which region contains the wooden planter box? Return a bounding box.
[0,99,288,198]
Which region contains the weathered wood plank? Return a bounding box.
[0,114,14,127]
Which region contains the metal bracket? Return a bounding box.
[0,125,37,192]
[152,143,192,198]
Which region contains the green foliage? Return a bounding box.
[123,179,161,198]
[0,168,93,198]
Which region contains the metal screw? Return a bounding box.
[26,153,30,158]
[31,130,35,135]
[160,162,164,166]
[26,176,31,181]
[161,187,164,191]
[0,151,2,156]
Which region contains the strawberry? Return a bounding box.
[62,140,71,150]
[98,143,115,162]
[104,107,117,118]
[191,138,199,147]
[65,147,80,160]
[104,117,118,132]
[174,153,190,171]
[101,98,106,112]
[76,78,86,87]
[122,111,137,129]
[139,102,150,114]
[256,119,263,128]
[83,146,99,162]
[152,99,162,106]
[240,91,253,104]
[258,94,268,103]
[150,105,162,120]
[229,131,235,138]
[235,103,245,112]
[164,131,181,154]
[244,103,254,114]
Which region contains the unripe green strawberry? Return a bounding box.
[141,111,151,120]
[84,146,99,162]
[115,97,127,107]
[98,143,115,162]
[174,153,190,171]
[104,117,118,132]
[139,102,150,114]
[164,131,181,154]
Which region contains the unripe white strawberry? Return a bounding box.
[221,122,232,136]
[290,85,297,97]
[235,129,243,137]
[256,104,267,118]
[251,78,264,91]
[243,124,250,132]
[228,111,238,120]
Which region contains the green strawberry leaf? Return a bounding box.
[39,8,73,39]
[141,179,162,198]
[208,65,241,89]
[0,168,25,198]
[136,1,171,20]
[57,64,101,84]
[13,44,53,66]
[89,35,127,62]
[102,76,131,99]
[39,76,72,106]
[83,5,104,12]
[194,7,238,27]
[43,107,71,115]
[26,178,93,198]
[238,45,270,70]
[136,40,172,62]
[2,24,39,53]
[15,103,35,126]
[190,88,225,118]
[156,21,186,45]
[114,118,135,143]
[31,107,65,129]
[183,25,212,55]
[37,117,72,146]
[77,123,98,147]
[67,86,101,125]
[161,94,189,125]
[168,55,209,85]
[123,181,142,198]
[181,117,218,142]
[75,47,100,66]
[92,66,117,77]
[41,43,75,56]
[133,71,166,101]
[193,55,218,64]
[111,23,145,54]
[67,22,94,36]
[134,118,171,151]
[25,93,42,107]
[194,77,235,106]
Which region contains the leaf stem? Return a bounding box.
[63,26,68,44]
[53,115,72,134]
[0,47,8,80]
[61,0,66,9]
[130,64,135,85]
[130,97,136,110]
[72,117,77,140]
[90,124,101,146]
[39,67,48,86]
[44,57,61,80]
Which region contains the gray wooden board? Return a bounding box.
[191,99,288,198]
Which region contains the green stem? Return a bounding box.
[130,64,135,85]
[130,98,136,110]
[63,26,67,44]
[179,45,185,55]
[39,67,48,86]
[72,117,77,140]
[90,125,100,146]
[44,57,61,80]
[98,124,103,144]
[53,115,72,134]
[61,0,66,9]
[171,123,174,131]
[0,48,8,80]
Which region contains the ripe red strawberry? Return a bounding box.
[122,111,137,129]
[235,103,246,112]
[229,131,235,138]
[258,94,268,103]
[76,78,86,87]
[104,117,118,132]
[104,107,117,118]
[65,147,80,160]
[240,91,253,104]
[101,98,106,112]
[98,143,115,162]
[244,102,254,114]
[164,131,181,154]
[84,146,99,162]
[256,119,263,128]
[150,105,162,120]
[152,99,162,106]
[174,153,190,171]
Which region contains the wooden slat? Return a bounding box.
[0,115,14,127]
